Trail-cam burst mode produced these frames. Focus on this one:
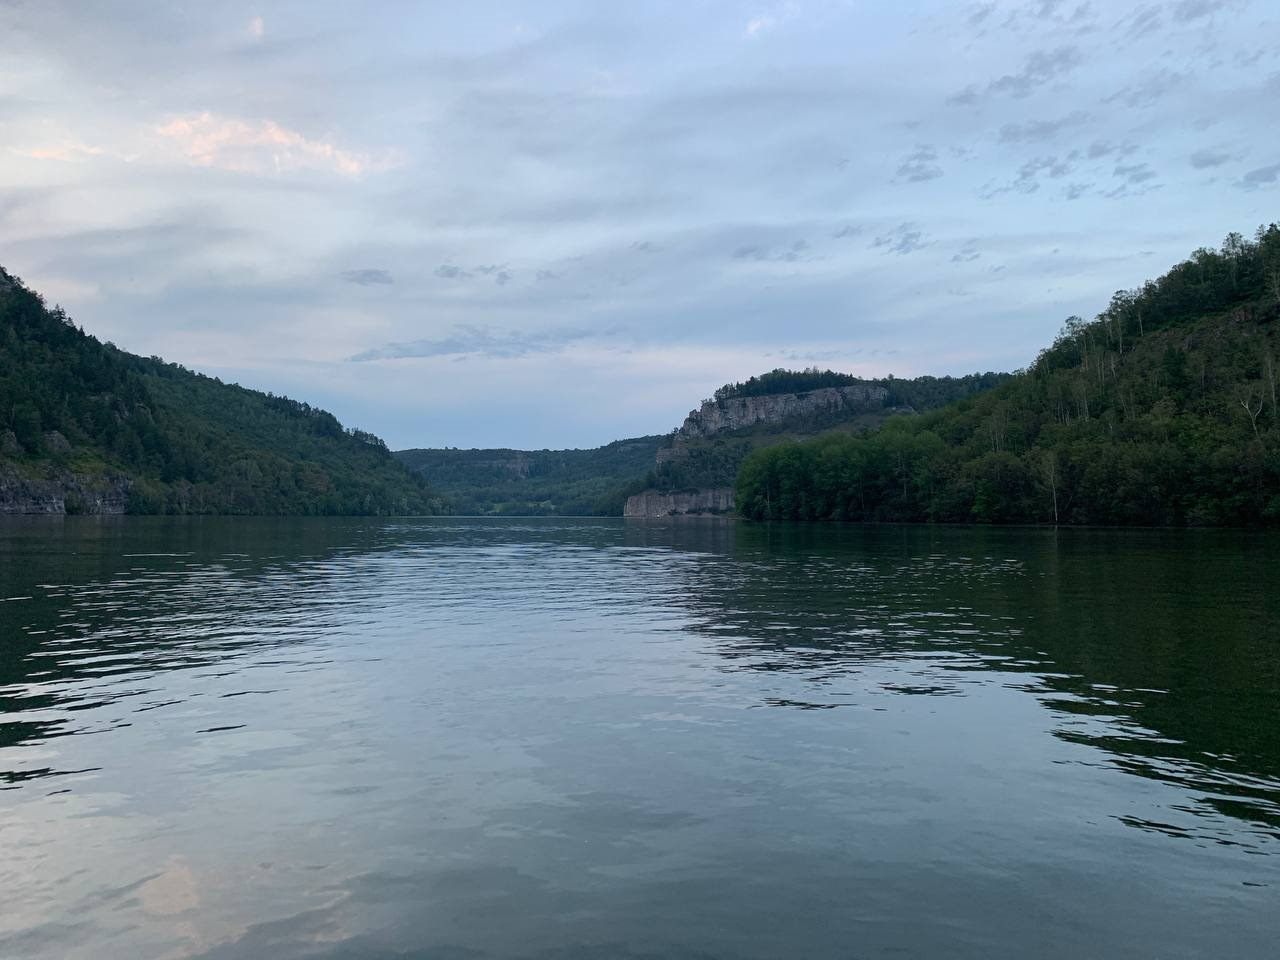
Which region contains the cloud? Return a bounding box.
[1064,182,1091,200]
[1189,148,1234,168]
[1171,0,1225,22]
[1114,162,1157,185]
[988,46,1083,99]
[831,225,861,239]
[871,224,928,255]
[731,239,813,262]
[340,269,393,286]
[951,46,1083,104]
[16,141,108,162]
[952,242,980,263]
[985,154,1076,196]
[435,263,517,285]
[247,15,264,41]
[998,110,1090,144]
[349,326,598,361]
[744,4,796,38]
[896,145,943,182]
[1125,4,1163,38]
[1238,162,1280,190]
[1103,70,1186,108]
[968,3,996,27]
[155,112,397,177]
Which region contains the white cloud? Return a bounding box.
[154,112,400,177]
[247,15,265,41]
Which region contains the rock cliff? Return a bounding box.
[623,487,734,518]
[676,384,889,440]
[0,467,131,515]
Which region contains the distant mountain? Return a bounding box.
[737,225,1280,526]
[0,268,440,515]
[394,437,663,516]
[624,370,1011,516]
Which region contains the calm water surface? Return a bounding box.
[0,518,1277,959]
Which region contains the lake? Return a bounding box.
[1,517,1277,959]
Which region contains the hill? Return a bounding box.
[394,437,662,516]
[0,268,440,515]
[736,225,1280,526]
[625,371,1011,515]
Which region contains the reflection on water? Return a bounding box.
[0,517,1277,960]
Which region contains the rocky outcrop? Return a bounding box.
[624,487,734,518]
[43,431,71,454]
[676,384,888,441]
[0,467,131,515]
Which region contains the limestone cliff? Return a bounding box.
[623,487,734,518]
[0,467,131,515]
[675,384,889,441]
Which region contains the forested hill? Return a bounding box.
[0,268,440,515]
[394,438,663,516]
[737,225,1280,526]
[713,368,1010,407]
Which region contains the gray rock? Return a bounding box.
[43,430,72,454]
[0,467,130,515]
[676,384,888,440]
[624,487,735,518]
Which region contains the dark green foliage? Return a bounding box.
[654,372,1011,495]
[712,367,1008,405]
[737,226,1280,527]
[395,438,663,515]
[0,268,440,515]
[714,368,865,400]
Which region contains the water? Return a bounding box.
[1,517,1277,959]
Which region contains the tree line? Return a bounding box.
[737,226,1280,526]
[0,267,439,515]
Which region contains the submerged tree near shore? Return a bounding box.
[736,226,1280,527]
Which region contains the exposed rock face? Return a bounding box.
[676,384,888,441]
[0,468,131,515]
[624,487,734,518]
[43,431,71,454]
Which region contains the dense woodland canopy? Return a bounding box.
[395,439,662,516]
[652,371,1011,495]
[713,367,1008,406]
[737,226,1280,526]
[0,268,439,515]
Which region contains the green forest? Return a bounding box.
[395,439,662,516]
[714,368,1008,406]
[0,268,440,515]
[736,226,1280,526]
[652,371,1011,495]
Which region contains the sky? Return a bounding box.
[2,0,1278,450]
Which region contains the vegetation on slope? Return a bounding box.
[714,368,1008,406]
[0,268,439,515]
[651,372,1012,495]
[736,226,1280,526]
[395,438,662,516]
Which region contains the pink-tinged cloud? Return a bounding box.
[155,112,400,178]
[18,142,107,162]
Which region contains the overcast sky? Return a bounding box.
[2,1,1277,449]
